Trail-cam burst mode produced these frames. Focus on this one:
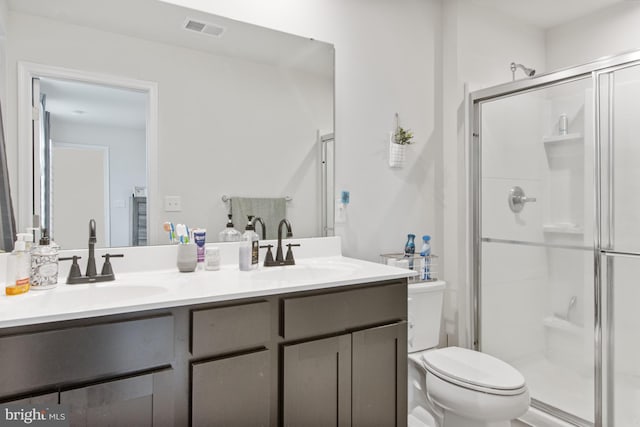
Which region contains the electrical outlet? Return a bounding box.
[164,195,182,212]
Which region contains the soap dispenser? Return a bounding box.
[219,214,242,242]
[5,237,31,296]
[242,215,259,270]
[30,229,59,290]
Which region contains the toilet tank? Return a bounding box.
[408,280,446,353]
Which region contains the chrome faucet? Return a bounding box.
[60,219,124,284]
[264,219,299,267]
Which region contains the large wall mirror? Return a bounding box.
[1,0,334,250]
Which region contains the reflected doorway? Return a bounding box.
[33,74,149,249]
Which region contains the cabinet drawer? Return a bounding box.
[0,314,174,398]
[191,301,270,357]
[282,282,407,340]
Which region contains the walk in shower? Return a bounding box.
[470,50,640,427]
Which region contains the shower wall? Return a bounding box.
[480,94,548,362]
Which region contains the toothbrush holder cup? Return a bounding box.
[177,243,197,272]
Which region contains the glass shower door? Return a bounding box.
[477,77,595,425]
[598,61,640,427]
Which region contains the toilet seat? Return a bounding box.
[421,347,526,396]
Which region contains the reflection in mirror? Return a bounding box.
[38,78,147,250]
[4,0,334,250]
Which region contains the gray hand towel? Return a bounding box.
[230,197,287,240]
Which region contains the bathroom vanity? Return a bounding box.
[0,238,412,426]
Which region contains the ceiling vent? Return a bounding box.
[183,19,225,37]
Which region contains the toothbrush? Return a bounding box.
[163,222,176,243]
[176,224,188,244]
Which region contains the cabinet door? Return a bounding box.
[283,335,351,427]
[191,349,270,427]
[60,370,173,427]
[352,322,407,427]
[2,392,58,405]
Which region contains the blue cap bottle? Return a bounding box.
[404,234,416,269]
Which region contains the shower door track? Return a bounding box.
[469,48,640,427]
[532,399,594,427]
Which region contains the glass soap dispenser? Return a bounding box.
[30,229,59,290]
[218,214,242,242]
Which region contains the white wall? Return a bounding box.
[5,10,332,244]
[50,119,146,248]
[546,2,640,71]
[442,0,546,345]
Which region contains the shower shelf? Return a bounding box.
[543,224,584,234]
[542,133,583,144]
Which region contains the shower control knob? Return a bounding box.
[508,186,536,213]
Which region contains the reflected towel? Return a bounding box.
[230,197,287,240]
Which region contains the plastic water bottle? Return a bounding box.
[420,235,431,280]
[404,234,416,269]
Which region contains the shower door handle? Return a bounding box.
[509,186,536,213]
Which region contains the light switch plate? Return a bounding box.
[164,195,182,212]
[335,199,346,223]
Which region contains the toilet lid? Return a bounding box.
[421,347,526,395]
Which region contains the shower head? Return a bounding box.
[510,62,536,80]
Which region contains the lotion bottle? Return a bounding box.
[5,238,31,296]
[242,215,259,270]
[238,236,252,271]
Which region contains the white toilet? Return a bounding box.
[407,281,530,427]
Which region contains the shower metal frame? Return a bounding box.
[468,49,640,427]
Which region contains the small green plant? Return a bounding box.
[393,126,414,145]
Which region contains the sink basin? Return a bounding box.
[61,284,168,305]
[1,284,168,309]
[250,262,358,282]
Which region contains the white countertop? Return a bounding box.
[0,237,416,329]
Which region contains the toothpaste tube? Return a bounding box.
[193,229,206,264]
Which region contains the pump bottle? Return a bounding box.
[5,237,31,296]
[242,215,259,270]
[30,229,60,290]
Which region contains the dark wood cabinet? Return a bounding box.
[61,370,174,427]
[0,279,408,427]
[281,283,407,427]
[283,335,352,427]
[352,322,408,427]
[191,350,270,427]
[282,322,407,427]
